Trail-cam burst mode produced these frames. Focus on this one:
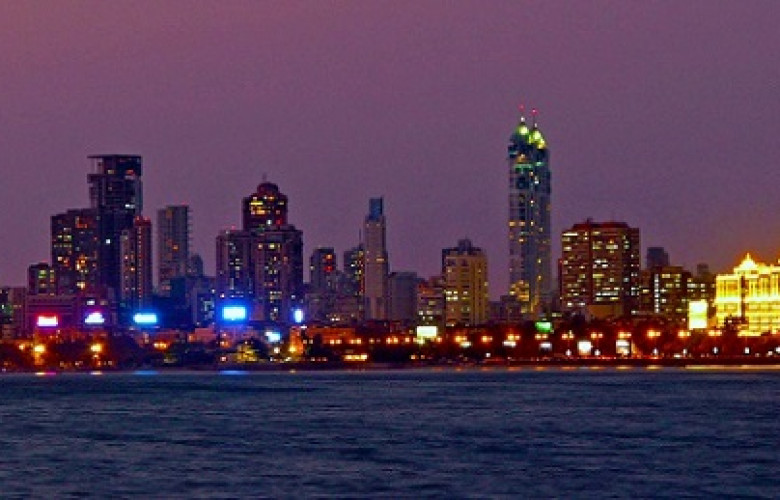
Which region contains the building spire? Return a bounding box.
[518,103,526,122]
[531,107,538,128]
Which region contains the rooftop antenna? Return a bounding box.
[518,103,526,121]
[532,107,538,127]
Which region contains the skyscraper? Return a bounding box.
[157,205,190,296]
[507,108,551,317]
[87,154,143,298]
[216,229,255,301]
[51,208,100,295]
[120,216,153,311]
[215,181,303,324]
[442,239,489,326]
[363,198,388,320]
[560,219,641,318]
[309,247,337,293]
[253,227,304,323]
[343,244,365,298]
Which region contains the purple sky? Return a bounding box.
[1,1,779,297]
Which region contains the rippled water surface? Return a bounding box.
[0,368,778,498]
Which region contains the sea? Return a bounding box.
[0,368,777,499]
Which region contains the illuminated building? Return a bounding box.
[0,287,26,339]
[243,182,288,233]
[87,154,143,299]
[442,239,488,326]
[51,208,101,295]
[306,247,338,323]
[253,227,304,323]
[325,246,364,324]
[507,107,551,317]
[310,247,337,293]
[157,205,190,296]
[417,276,445,326]
[120,216,153,312]
[639,266,691,325]
[28,263,56,296]
[364,198,389,320]
[715,254,780,335]
[688,263,716,317]
[216,230,255,302]
[215,181,303,324]
[561,219,641,318]
[343,244,365,298]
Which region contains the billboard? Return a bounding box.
[133,312,159,326]
[84,311,106,326]
[36,315,59,328]
[415,326,439,339]
[688,300,708,330]
[221,305,248,322]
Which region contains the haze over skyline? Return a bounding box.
[1,1,778,297]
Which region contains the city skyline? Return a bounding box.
[1,2,779,297]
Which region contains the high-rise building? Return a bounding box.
[561,219,641,318]
[388,271,418,323]
[120,216,153,312]
[253,227,304,323]
[51,208,101,295]
[343,245,365,298]
[157,205,190,296]
[27,263,56,296]
[363,198,389,320]
[243,182,288,233]
[310,247,337,293]
[306,247,338,322]
[87,154,143,298]
[216,229,255,301]
[215,181,304,324]
[442,239,489,326]
[507,109,551,317]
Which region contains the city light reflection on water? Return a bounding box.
[0,369,777,497]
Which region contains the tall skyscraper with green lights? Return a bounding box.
[507,108,551,316]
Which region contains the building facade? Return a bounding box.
[157,205,190,296]
[51,208,101,295]
[507,110,551,317]
[442,239,489,326]
[561,219,641,318]
[215,181,304,324]
[243,182,288,232]
[639,266,691,325]
[388,271,418,323]
[28,263,56,296]
[363,198,389,320]
[120,216,153,312]
[715,254,780,336]
[310,247,337,293]
[87,154,143,299]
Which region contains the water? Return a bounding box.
[0,368,778,498]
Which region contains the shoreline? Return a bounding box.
[5,356,780,374]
